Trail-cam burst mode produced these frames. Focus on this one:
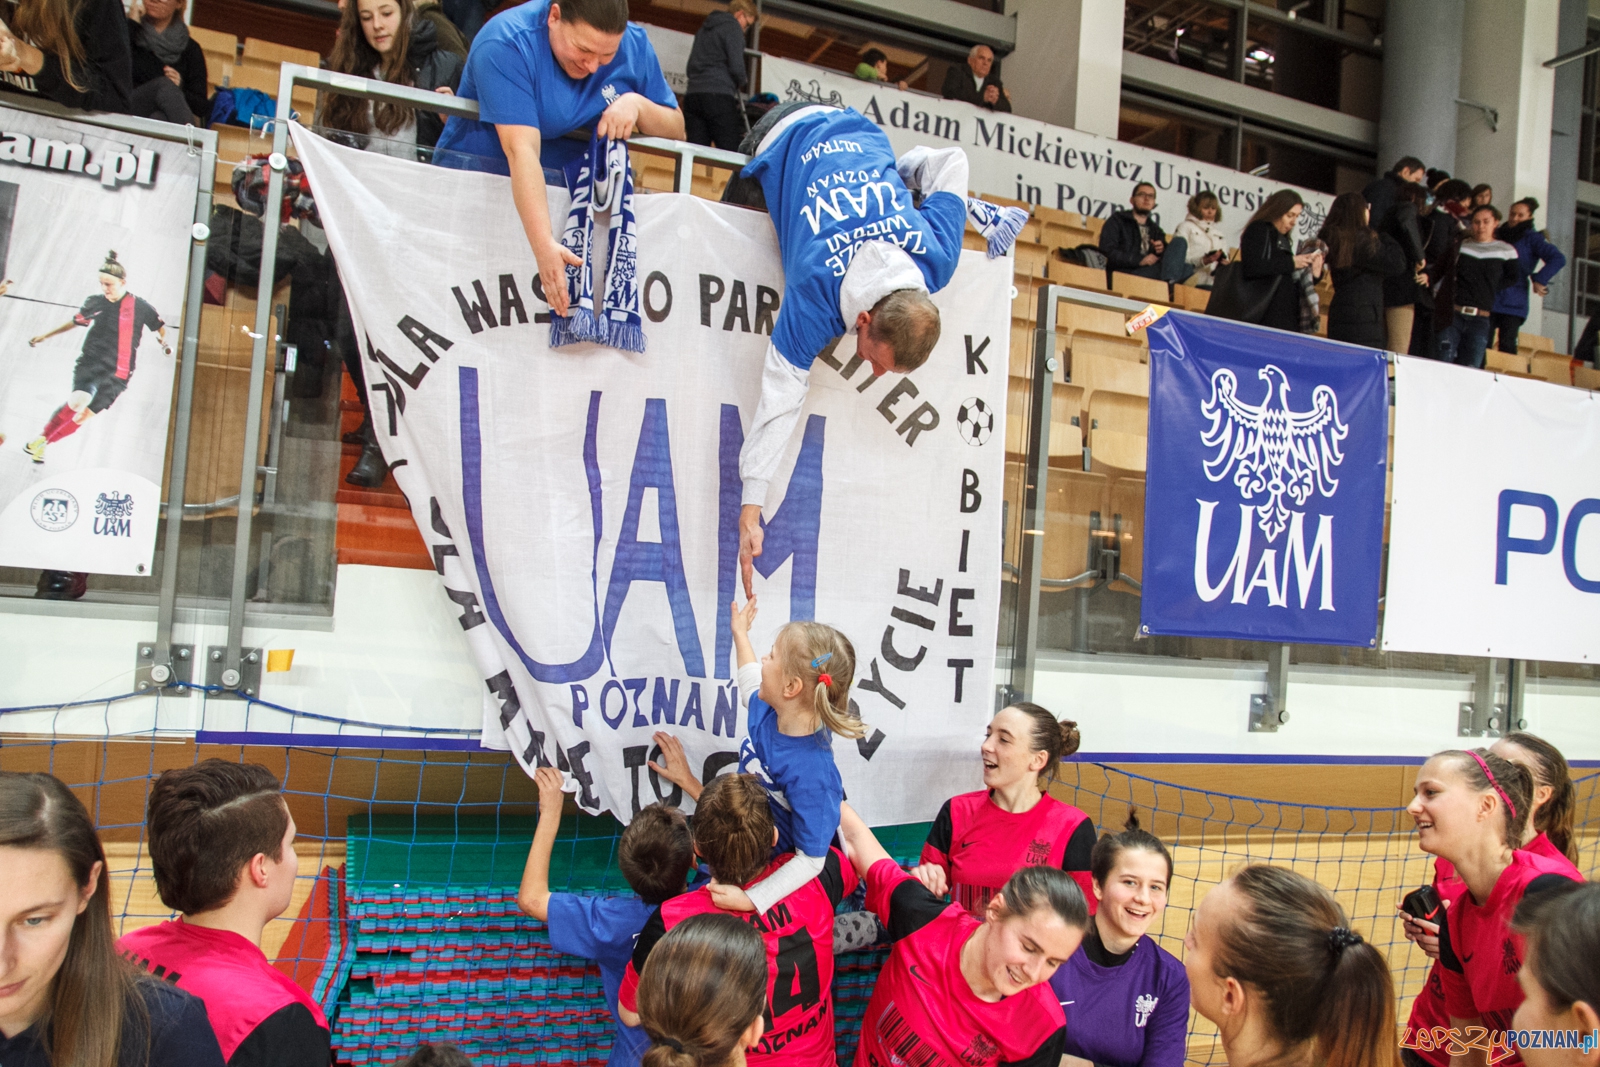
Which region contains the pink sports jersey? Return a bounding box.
[855,859,1066,1067]
[921,791,1097,919]
[1437,845,1581,1063]
[118,917,329,1061]
[1407,835,1575,1067]
[619,849,857,1067]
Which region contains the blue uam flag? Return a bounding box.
[1139,311,1388,647]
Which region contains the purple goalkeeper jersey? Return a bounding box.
[1049,930,1189,1067]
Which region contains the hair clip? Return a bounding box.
[810,652,833,669]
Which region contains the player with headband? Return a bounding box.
[1405,748,1581,1067]
[1401,734,1582,1067]
[910,703,1096,919]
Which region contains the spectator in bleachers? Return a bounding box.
[1472,183,1494,209]
[1436,204,1518,368]
[0,0,132,111]
[1491,197,1566,355]
[433,0,682,318]
[1292,234,1327,334]
[853,46,905,89]
[117,760,332,1067]
[1319,191,1406,349]
[1511,881,1600,1067]
[1184,867,1398,1067]
[324,0,464,157]
[124,0,205,124]
[1408,181,1453,357]
[940,44,1010,112]
[632,914,768,1067]
[1174,190,1227,288]
[1360,157,1426,350]
[517,765,692,1067]
[1434,178,1474,226]
[1225,189,1320,332]
[1100,183,1190,284]
[0,772,226,1067]
[1426,168,1451,191]
[681,0,754,152]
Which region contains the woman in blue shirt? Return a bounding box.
[1050,811,1190,1067]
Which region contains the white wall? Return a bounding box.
[1003,0,1121,138]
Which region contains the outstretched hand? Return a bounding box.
[647,731,702,800]
[533,765,566,818]
[537,236,582,318]
[730,595,758,639]
[738,504,763,598]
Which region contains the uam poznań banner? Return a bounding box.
[291,124,1008,826]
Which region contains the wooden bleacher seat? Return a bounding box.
[1071,329,1144,365]
[205,54,233,91]
[1084,216,1105,238]
[1050,382,1085,463]
[226,61,318,112]
[1172,284,1211,312]
[1043,471,1109,584]
[1067,345,1149,414]
[1052,261,1109,292]
[1109,478,1144,589]
[1041,222,1096,251]
[1086,391,1149,474]
[962,230,987,253]
[1010,319,1038,378]
[984,194,1034,213]
[1013,240,1052,280]
[1529,352,1572,385]
[190,25,237,56]
[1018,217,1043,244]
[1058,304,1126,340]
[1032,205,1072,227]
[241,37,321,69]
[1111,272,1171,305]
[1486,350,1529,375]
[1519,333,1556,353]
[1575,364,1600,391]
[1012,274,1036,319]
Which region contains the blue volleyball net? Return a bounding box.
[2,688,1595,1066]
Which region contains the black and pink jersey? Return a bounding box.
[921,791,1096,918]
[855,859,1066,1067]
[619,849,857,1067]
[74,292,163,382]
[1437,845,1582,1062]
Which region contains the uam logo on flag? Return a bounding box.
[1140,312,1388,647]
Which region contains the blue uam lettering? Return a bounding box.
[1193,501,1334,610]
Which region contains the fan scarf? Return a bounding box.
[551,134,645,353]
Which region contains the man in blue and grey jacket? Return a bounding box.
[1491,196,1567,354]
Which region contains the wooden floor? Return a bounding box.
[105,841,347,961]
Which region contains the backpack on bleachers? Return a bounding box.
[1057,244,1108,270]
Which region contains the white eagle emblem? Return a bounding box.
[1135,994,1158,1027]
[1199,364,1348,543]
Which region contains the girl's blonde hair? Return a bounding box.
[776,621,865,739]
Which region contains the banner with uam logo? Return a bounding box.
[0,102,199,575]
[291,124,1006,826]
[1383,357,1600,664]
[1140,312,1389,647]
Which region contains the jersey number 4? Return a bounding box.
[768,929,822,1024]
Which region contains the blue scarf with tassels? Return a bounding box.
[550,134,645,353]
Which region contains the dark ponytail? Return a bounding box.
[1216,866,1399,1067]
[1090,809,1173,886]
[1005,702,1080,789]
[1512,881,1600,1015]
[637,913,767,1067]
[1500,732,1578,864]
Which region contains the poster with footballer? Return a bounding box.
[291,123,1009,827]
[0,104,200,576]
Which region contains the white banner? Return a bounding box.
[0,105,199,575]
[1383,357,1600,664]
[761,57,1336,252]
[290,125,1004,825]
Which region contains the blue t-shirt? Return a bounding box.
[737,693,842,857]
[547,892,656,1067]
[434,0,677,174]
[1048,932,1190,1067]
[741,107,966,370]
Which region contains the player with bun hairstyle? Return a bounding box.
[1405,749,1580,1067]
[911,702,1097,917]
[1510,882,1600,1067]
[618,773,855,1067]
[652,599,862,919]
[1051,811,1189,1067]
[0,771,225,1067]
[1186,865,1399,1067]
[835,801,1083,1067]
[1400,736,1583,1067]
[634,913,768,1067]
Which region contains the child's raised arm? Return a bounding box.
[516,766,567,921]
[730,596,758,668]
[837,801,892,879]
